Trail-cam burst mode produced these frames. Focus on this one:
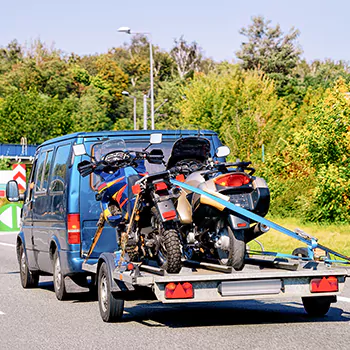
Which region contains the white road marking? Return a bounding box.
[0,232,18,236]
[0,311,5,315]
[0,242,16,247]
[338,296,350,303]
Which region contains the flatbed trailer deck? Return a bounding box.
[82,254,350,322]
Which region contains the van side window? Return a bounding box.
[50,144,70,193]
[34,150,53,193]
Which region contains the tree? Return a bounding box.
[178,64,288,160]
[170,36,202,79]
[236,16,301,76]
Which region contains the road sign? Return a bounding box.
[12,164,26,190]
[0,203,22,231]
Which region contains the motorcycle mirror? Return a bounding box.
[73,144,87,156]
[148,149,164,164]
[215,146,230,158]
[150,133,162,145]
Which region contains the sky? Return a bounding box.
[1,0,349,63]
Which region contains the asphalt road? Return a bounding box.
[1,231,350,350]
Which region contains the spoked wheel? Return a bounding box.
[217,227,246,271]
[19,244,39,288]
[157,230,182,274]
[98,262,124,322]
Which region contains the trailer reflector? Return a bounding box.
[165,282,194,299]
[310,276,338,293]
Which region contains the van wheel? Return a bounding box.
[53,251,68,301]
[19,244,39,288]
[98,262,124,322]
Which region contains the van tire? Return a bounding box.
[53,251,68,301]
[19,244,39,288]
[98,262,124,322]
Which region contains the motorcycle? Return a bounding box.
[73,134,183,274]
[167,136,271,271]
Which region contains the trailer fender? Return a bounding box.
[97,253,134,293]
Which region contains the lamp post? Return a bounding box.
[122,91,137,130]
[118,26,155,129]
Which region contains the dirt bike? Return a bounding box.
[166,136,271,271]
[73,134,183,274]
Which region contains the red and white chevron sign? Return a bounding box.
[12,164,26,190]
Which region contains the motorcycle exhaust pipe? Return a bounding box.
[244,223,270,243]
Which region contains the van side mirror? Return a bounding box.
[6,180,21,202]
[150,133,162,145]
[215,146,230,158]
[73,144,87,156]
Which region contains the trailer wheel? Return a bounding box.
[98,262,124,322]
[302,296,332,317]
[158,230,182,274]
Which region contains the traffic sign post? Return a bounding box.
[12,164,26,190]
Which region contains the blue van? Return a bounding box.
[6,130,223,300]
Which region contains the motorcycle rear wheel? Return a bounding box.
[218,227,246,271]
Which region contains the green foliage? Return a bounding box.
[0,158,10,170]
[178,65,288,159]
[0,27,350,223]
[0,89,73,144]
[236,16,301,76]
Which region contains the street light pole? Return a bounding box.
[143,94,148,130]
[149,37,155,130]
[118,27,155,129]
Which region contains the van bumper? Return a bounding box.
[59,250,98,276]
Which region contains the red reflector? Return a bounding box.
[68,214,81,244]
[127,263,134,271]
[237,223,247,227]
[175,174,185,182]
[214,174,250,187]
[310,276,338,293]
[132,184,141,195]
[155,182,167,191]
[162,210,177,220]
[165,282,194,299]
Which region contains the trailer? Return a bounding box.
[82,179,350,322]
[82,252,349,322]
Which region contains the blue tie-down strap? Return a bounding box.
[170,179,350,264]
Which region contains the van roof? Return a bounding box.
[39,129,218,147]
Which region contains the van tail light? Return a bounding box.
[165,282,194,299]
[67,213,81,244]
[310,276,338,293]
[214,174,250,187]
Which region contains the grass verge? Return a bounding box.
[247,216,350,258]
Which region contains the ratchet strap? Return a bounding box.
[170,179,350,264]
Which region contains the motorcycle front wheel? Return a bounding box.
[217,227,246,271]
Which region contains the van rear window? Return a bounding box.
[89,141,174,190]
